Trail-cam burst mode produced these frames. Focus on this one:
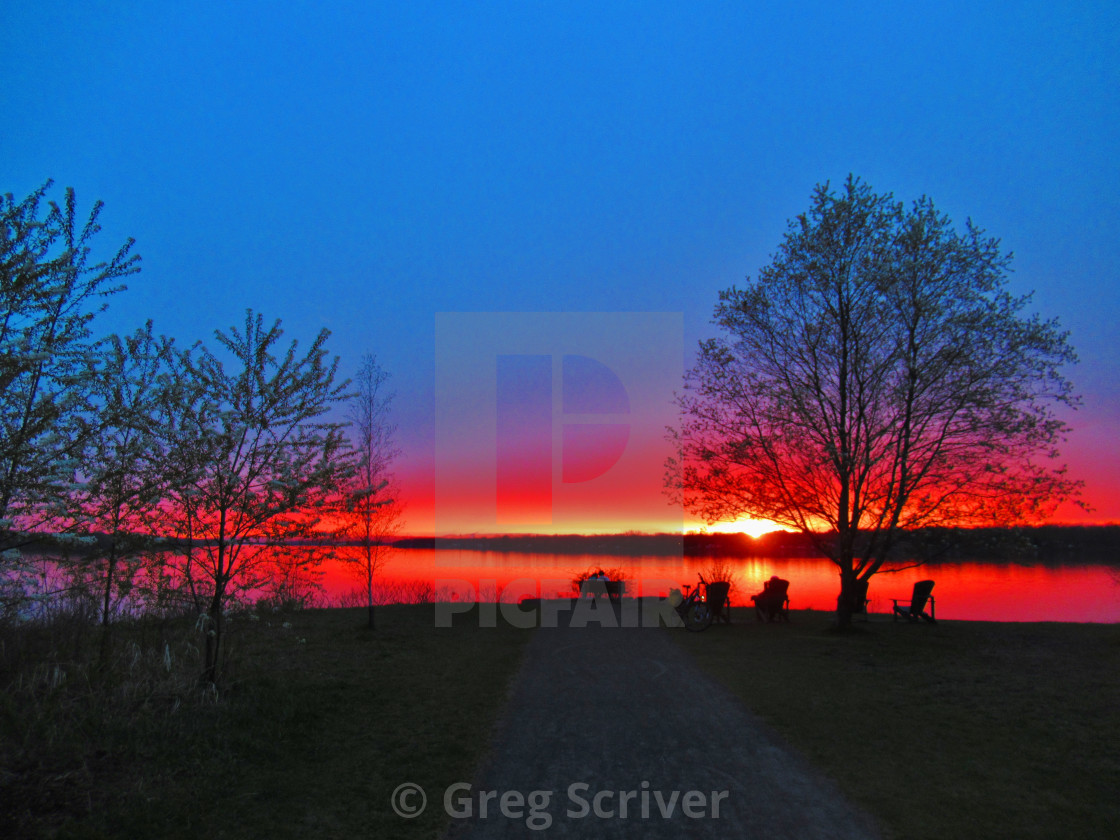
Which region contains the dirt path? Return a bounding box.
[446,603,883,838]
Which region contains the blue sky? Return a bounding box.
[3,1,1118,528]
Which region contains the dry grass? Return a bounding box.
[571,566,632,594]
[699,557,740,596]
[0,604,530,839]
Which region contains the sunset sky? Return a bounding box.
[3,1,1118,534]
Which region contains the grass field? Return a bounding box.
[672,608,1120,840]
[4,602,1118,839]
[0,605,530,839]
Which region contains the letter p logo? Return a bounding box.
[496,354,631,525]
[435,312,682,535]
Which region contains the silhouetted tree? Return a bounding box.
[1,181,138,614]
[339,354,402,630]
[668,176,1081,626]
[163,311,352,682]
[69,322,176,662]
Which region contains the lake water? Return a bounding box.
[320,549,1120,623]
[16,548,1118,623]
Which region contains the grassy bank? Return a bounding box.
[7,601,1118,839]
[0,605,530,839]
[672,608,1120,840]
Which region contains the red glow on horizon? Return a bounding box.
[394,463,1120,538]
[394,431,1120,538]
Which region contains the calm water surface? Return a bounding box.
[322,549,1120,623]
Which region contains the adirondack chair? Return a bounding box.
[706,581,732,624]
[892,580,936,624]
[751,576,790,623]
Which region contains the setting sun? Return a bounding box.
[701,518,787,539]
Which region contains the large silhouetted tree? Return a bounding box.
[668,177,1081,626]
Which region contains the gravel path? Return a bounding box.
[445,602,883,838]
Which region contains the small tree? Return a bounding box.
[0,182,138,555]
[69,322,175,662]
[339,354,402,630]
[164,311,352,682]
[152,342,214,616]
[669,176,1081,626]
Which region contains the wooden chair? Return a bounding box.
[892,580,936,624]
[752,577,790,623]
[705,581,732,624]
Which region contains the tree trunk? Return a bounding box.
[98,545,118,667]
[835,568,858,629]
[203,588,224,684]
[367,571,375,630]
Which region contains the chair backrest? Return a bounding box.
[910,580,935,613]
[707,581,730,607]
[771,578,790,601]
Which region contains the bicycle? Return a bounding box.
[672,573,715,632]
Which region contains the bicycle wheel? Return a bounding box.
[684,602,713,631]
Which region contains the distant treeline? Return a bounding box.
[902,525,1120,565]
[393,525,1120,564]
[21,523,1118,565]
